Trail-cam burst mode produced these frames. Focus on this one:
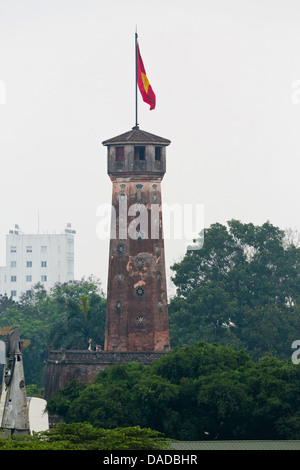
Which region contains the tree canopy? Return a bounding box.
[169,220,300,359]
[0,277,106,385]
[1,217,300,440]
[46,342,300,441]
[0,422,170,450]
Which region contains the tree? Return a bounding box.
[236,304,300,360]
[169,220,300,357]
[169,283,239,346]
[0,294,16,314]
[48,280,106,350]
[0,423,170,450]
[0,277,106,386]
[45,342,300,440]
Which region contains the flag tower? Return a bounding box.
[44,34,171,403]
[102,34,171,353]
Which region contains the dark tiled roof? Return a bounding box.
[102,126,171,146]
[170,440,300,450]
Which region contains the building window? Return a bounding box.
[10,246,16,253]
[41,275,47,282]
[115,273,124,282]
[11,261,16,268]
[11,276,17,282]
[26,275,32,282]
[26,246,32,253]
[117,244,125,256]
[155,147,162,161]
[135,258,145,269]
[136,286,145,297]
[115,147,125,161]
[41,246,47,253]
[134,146,145,161]
[26,290,31,297]
[41,261,47,268]
[26,261,32,268]
[135,315,146,326]
[11,290,17,297]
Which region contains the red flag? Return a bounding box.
[136,42,156,110]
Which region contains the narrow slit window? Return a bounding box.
[134,146,145,161]
[155,147,162,161]
[115,147,125,161]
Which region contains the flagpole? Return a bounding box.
[135,27,138,128]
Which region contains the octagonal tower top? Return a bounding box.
[102,126,171,179]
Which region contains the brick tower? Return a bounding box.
[102,125,171,353]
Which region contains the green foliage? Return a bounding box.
[0,423,170,450]
[169,220,300,359]
[26,384,45,398]
[1,219,300,443]
[0,277,106,385]
[46,342,300,441]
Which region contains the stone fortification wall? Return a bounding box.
[44,349,167,400]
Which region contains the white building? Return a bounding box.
[0,224,75,299]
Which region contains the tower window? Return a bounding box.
[135,315,146,326]
[155,147,162,161]
[154,244,161,255]
[117,243,125,255]
[115,147,125,161]
[134,146,145,161]
[135,258,145,269]
[136,286,145,297]
[115,273,124,282]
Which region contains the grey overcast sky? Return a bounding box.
[1,0,300,295]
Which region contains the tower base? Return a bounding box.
[44,348,168,400]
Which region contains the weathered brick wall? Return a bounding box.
[44,349,167,400]
[104,179,170,353]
